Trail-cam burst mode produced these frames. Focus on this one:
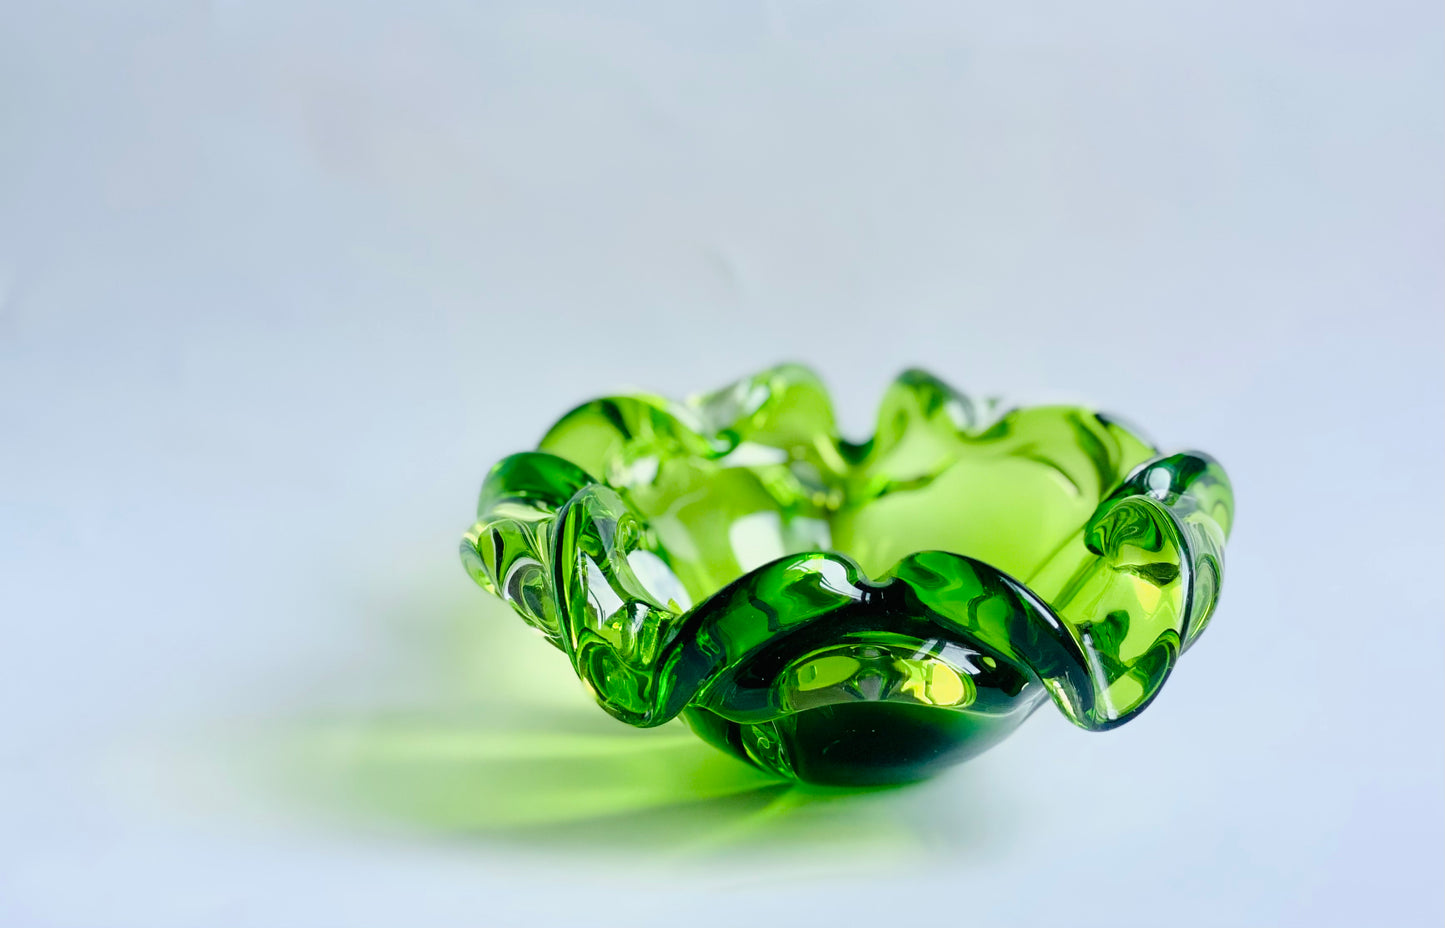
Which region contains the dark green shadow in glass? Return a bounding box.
[461,365,1233,787]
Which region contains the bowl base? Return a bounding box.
[682,700,1037,787]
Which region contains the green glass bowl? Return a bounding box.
[461,365,1233,786]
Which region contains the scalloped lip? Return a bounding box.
[539,364,1002,471]
[462,363,1233,754]
[642,542,1096,723]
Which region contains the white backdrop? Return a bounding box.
[2,3,1442,926]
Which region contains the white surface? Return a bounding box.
[2,3,1442,926]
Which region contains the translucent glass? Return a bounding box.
[461,365,1233,785]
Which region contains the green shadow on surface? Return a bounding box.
[284,590,996,861]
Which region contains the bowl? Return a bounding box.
[461,365,1233,786]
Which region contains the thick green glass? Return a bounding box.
[461,365,1233,786]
